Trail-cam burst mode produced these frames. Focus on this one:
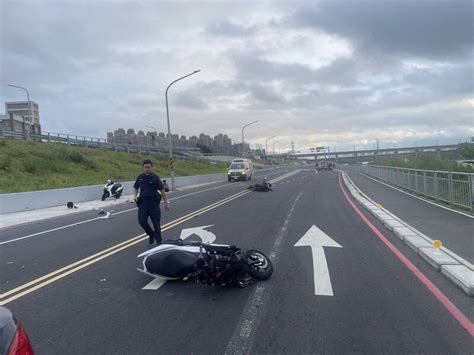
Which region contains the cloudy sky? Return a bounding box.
[1,0,472,152]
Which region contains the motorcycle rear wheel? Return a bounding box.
[245,250,273,280]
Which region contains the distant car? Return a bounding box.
[0,306,34,355]
[316,162,335,171]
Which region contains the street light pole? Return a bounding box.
[165,70,200,190]
[241,120,258,156]
[272,139,282,155]
[265,135,278,164]
[8,84,32,134]
[274,141,288,164]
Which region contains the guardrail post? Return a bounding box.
[0,128,4,138]
[434,172,438,202]
[415,170,419,193]
[423,171,427,196]
[47,132,51,143]
[469,174,473,213]
[448,172,454,207]
[67,135,70,146]
[407,169,411,190]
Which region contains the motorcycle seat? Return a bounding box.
[145,249,198,278]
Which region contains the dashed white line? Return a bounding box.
[225,191,303,355]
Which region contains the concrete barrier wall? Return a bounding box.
[0,173,227,214]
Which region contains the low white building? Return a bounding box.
[0,101,41,134]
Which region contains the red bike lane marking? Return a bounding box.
[338,174,474,337]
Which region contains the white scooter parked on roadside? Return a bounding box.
[101,179,124,201]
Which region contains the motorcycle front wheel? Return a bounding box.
[245,250,273,280]
[101,192,108,201]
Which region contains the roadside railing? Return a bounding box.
[344,164,474,212]
[0,128,211,160]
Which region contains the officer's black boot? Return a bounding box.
[153,231,162,245]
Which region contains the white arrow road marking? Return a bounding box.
[294,225,342,296]
[97,211,112,219]
[142,278,167,291]
[142,225,216,290]
[179,224,216,244]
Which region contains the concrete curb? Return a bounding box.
[340,171,474,297]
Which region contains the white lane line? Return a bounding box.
[268,169,302,184]
[1,170,299,245]
[357,172,474,219]
[225,191,303,355]
[0,217,101,245]
[142,278,167,291]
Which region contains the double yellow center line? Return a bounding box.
[0,189,250,305]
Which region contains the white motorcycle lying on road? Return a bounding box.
[101,179,124,201]
[137,239,273,288]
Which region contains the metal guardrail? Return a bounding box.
[346,165,474,212]
[0,128,209,159]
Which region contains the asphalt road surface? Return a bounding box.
[1,167,473,354]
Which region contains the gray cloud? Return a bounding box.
[230,51,318,85]
[173,91,209,110]
[206,20,258,38]
[247,84,288,107]
[287,0,473,60]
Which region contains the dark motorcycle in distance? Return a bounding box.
[101,179,124,201]
[137,239,273,287]
[247,177,273,192]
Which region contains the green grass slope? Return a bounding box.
[0,139,227,193]
[373,153,473,173]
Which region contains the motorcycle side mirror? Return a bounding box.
[198,245,205,260]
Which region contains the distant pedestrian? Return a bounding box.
[133,159,170,245]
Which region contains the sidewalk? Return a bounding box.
[344,170,474,264]
[0,179,225,230]
[0,194,136,230]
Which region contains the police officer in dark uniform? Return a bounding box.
[133,159,170,245]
